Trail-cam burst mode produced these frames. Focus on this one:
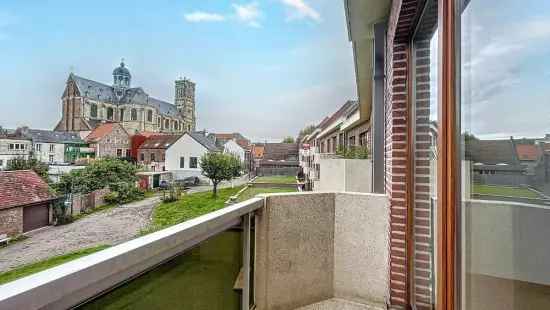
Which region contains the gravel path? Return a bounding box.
[0,196,161,273]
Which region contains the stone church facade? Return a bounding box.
[55,61,196,134]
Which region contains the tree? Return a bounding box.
[282,136,295,143]
[55,157,138,197]
[297,124,316,142]
[200,152,240,198]
[6,157,49,181]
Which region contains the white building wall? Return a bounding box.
[33,142,65,164]
[0,138,32,170]
[223,140,245,163]
[165,134,209,180]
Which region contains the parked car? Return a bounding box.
[159,180,169,190]
[174,176,200,187]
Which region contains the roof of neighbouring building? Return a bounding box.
[516,144,542,161]
[189,132,220,151]
[262,143,299,161]
[207,133,250,148]
[252,145,265,158]
[467,139,520,166]
[0,170,56,210]
[69,74,181,118]
[85,123,128,142]
[22,129,84,144]
[139,134,182,149]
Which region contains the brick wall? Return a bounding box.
[0,207,23,236]
[385,0,424,308]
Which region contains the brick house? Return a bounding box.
[85,123,131,158]
[0,170,57,236]
[137,134,182,171]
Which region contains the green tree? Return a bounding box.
[297,124,316,142]
[6,157,49,181]
[282,136,295,143]
[200,152,240,198]
[55,158,138,197]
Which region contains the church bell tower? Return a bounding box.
[175,77,196,131]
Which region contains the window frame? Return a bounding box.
[190,157,198,169]
[180,156,185,168]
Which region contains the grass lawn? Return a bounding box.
[143,186,244,234]
[237,187,297,202]
[473,184,540,199]
[0,245,109,285]
[254,175,296,184]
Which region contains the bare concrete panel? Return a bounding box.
[256,193,335,310]
[333,193,389,307]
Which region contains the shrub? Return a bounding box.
[103,192,120,205]
[52,199,73,225]
[336,146,370,159]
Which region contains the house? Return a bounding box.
[18,128,88,164]
[223,139,246,163]
[165,131,220,180]
[0,170,57,235]
[130,131,165,161]
[207,132,250,149]
[137,134,182,172]
[85,123,131,158]
[252,143,300,176]
[0,135,32,170]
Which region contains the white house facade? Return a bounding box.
[223,139,246,163]
[165,132,219,180]
[0,138,32,170]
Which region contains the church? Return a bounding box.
[55,60,196,134]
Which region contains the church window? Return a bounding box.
[165,119,169,129]
[131,109,137,121]
[120,109,124,121]
[107,108,114,120]
[90,104,98,118]
[147,110,153,122]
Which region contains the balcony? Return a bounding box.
[0,192,389,310]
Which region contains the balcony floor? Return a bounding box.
[295,298,384,310]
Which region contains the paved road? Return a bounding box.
[0,196,161,273]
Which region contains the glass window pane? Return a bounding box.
[460,0,550,308]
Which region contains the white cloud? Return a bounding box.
[232,2,262,28]
[280,0,321,22]
[184,11,226,23]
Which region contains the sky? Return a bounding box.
[461,0,550,139]
[0,0,356,142]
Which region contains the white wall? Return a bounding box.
[33,142,65,164]
[315,158,372,193]
[223,140,245,163]
[165,134,208,180]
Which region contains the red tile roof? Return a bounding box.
[86,123,127,142]
[139,134,182,149]
[516,144,541,161]
[0,170,55,210]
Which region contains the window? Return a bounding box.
[161,153,165,161]
[116,149,122,157]
[125,149,131,158]
[35,143,42,152]
[120,109,125,121]
[131,109,137,121]
[49,144,55,152]
[90,103,98,118]
[359,132,367,146]
[151,153,155,162]
[147,110,153,122]
[107,107,114,120]
[48,155,54,163]
[15,144,20,150]
[180,157,185,168]
[190,157,198,168]
[165,119,169,129]
[0,160,3,167]
[140,153,144,161]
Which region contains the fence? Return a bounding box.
[72,188,110,215]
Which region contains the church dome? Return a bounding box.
[113,61,131,78]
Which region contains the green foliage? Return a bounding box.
[161,184,184,203]
[297,124,316,142]
[282,136,295,143]
[109,181,144,204]
[237,186,297,202]
[143,186,243,234]
[55,158,138,196]
[0,245,110,285]
[200,153,241,197]
[336,146,370,159]
[6,157,49,181]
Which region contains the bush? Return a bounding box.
[103,183,144,205]
[103,192,120,205]
[336,146,370,159]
